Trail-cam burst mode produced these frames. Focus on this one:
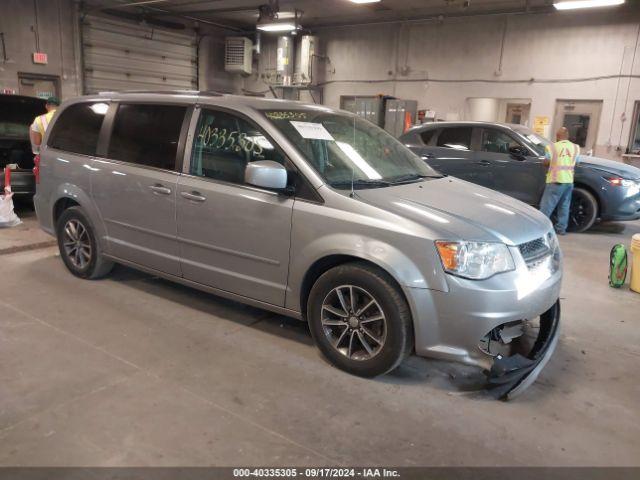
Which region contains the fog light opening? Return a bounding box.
[478,319,540,358]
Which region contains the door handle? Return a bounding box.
[149,184,172,195]
[476,160,491,166]
[180,191,206,202]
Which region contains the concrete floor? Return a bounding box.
[1,205,639,467]
[0,200,54,254]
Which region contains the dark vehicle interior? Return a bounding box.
[0,95,46,171]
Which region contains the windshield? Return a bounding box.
[261,109,439,189]
[0,96,46,139]
[512,125,552,157]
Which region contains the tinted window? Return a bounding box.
[191,109,287,185]
[108,104,186,170]
[480,129,520,154]
[436,127,472,150]
[420,129,436,145]
[48,102,108,155]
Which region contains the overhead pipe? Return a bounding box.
[82,0,244,32]
[308,5,557,30]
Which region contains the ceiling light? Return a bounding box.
[349,0,382,3]
[256,7,300,33]
[256,22,297,32]
[553,0,624,10]
[254,11,296,19]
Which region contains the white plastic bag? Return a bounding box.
[0,189,21,228]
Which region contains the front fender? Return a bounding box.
[573,172,603,207]
[286,231,448,313]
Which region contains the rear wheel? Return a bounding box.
[56,206,113,279]
[307,262,413,377]
[568,187,598,233]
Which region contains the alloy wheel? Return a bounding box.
[569,192,595,231]
[62,219,92,270]
[320,285,387,361]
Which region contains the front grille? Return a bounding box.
[518,237,550,263]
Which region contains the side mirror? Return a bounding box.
[245,160,288,191]
[509,145,527,159]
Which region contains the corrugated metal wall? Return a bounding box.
[81,15,197,93]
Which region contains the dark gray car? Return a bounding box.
[400,121,640,232]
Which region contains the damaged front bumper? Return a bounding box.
[407,243,562,400]
[487,300,560,400]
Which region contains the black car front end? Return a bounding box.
[0,94,46,197]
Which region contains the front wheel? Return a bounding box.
[568,187,598,233]
[307,262,413,377]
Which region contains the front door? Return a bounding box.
[176,107,294,306]
[92,103,188,276]
[554,100,602,154]
[475,127,545,205]
[426,126,491,187]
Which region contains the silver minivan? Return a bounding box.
[35,91,562,399]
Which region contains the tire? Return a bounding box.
[56,206,114,279]
[568,187,598,233]
[307,262,414,378]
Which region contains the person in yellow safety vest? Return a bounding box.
[29,96,60,155]
[539,127,580,235]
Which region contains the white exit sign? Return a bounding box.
[32,52,48,64]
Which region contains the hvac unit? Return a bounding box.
[225,37,253,75]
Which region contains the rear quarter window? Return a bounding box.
[47,102,109,156]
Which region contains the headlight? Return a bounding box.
[605,177,640,195]
[605,176,636,188]
[546,230,562,271]
[435,241,515,280]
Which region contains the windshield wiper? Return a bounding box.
[389,173,443,184]
[330,179,392,189]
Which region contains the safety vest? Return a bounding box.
[545,139,579,184]
[33,110,56,136]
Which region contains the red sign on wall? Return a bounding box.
[32,52,48,65]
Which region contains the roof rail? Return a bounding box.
[95,89,225,96]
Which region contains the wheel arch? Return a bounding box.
[573,182,601,217]
[299,254,410,322]
[53,197,81,226]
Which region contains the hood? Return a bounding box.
[577,155,640,180]
[355,177,552,246]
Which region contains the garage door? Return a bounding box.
[81,15,197,93]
